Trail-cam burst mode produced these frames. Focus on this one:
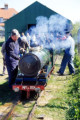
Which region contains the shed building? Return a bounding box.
[5,1,71,40]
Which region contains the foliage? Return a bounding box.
[74,49,80,68]
[71,22,80,41]
[66,52,80,120]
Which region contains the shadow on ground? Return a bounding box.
[38,103,68,110]
[0,81,36,106]
[0,81,19,105]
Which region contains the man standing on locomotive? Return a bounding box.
[5,29,20,88]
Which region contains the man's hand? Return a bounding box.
[20,48,25,52]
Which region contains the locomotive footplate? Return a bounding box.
[12,84,44,99]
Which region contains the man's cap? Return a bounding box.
[11,29,20,37]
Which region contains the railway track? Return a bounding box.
[0,75,53,120]
[0,57,55,120]
[2,100,20,120]
[27,76,53,120]
[27,101,37,120]
[0,93,21,120]
[0,92,42,120]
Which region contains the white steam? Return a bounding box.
[26,14,72,50]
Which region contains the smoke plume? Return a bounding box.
[27,14,72,50]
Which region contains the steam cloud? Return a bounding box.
[27,14,72,50]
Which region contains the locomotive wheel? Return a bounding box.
[30,91,40,100]
[34,92,40,100]
[20,91,26,100]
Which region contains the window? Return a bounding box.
[0,18,3,23]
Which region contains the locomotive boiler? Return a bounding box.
[19,48,50,77]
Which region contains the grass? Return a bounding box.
[9,102,35,120]
[32,57,70,120]
[0,37,5,51]
[66,53,80,120]
[32,55,80,120]
[0,37,5,74]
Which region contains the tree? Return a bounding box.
[71,22,80,40]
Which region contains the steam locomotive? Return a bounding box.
[12,47,57,99]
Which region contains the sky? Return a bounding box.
[0,0,80,23]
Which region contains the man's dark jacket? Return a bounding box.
[5,37,19,71]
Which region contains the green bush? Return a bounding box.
[66,52,80,120]
[74,49,80,68]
